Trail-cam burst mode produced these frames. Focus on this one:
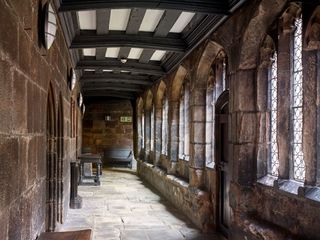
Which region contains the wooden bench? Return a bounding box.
[38,229,92,240]
[104,148,133,168]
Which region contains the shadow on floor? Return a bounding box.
[102,167,226,240]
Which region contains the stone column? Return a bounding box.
[168,101,179,174]
[231,69,257,186]
[303,50,318,185]
[277,31,291,180]
[256,64,269,178]
[154,106,162,167]
[189,88,206,188]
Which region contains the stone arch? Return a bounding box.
[195,41,224,89]
[46,83,58,232]
[171,66,188,102]
[280,2,302,33]
[305,6,320,50]
[145,90,153,111]
[239,0,287,70]
[155,80,167,108]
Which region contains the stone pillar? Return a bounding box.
[302,50,318,185]
[144,110,151,163]
[277,31,291,179]
[168,101,179,174]
[256,64,269,178]
[189,88,206,188]
[232,69,257,186]
[154,106,162,166]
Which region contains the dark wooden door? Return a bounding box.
[215,91,231,237]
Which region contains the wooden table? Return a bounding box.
[78,154,102,186]
[38,229,92,240]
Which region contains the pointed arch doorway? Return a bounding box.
[215,90,231,237]
[46,87,63,231]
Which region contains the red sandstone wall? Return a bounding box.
[82,99,133,154]
[0,0,80,239]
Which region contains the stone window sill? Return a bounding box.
[258,175,303,195]
[275,179,303,195]
[178,155,189,161]
[257,175,277,187]
[258,175,320,204]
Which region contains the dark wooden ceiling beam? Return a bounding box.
[59,0,229,15]
[70,32,186,52]
[84,91,136,99]
[80,73,154,85]
[96,9,110,73]
[139,10,181,63]
[76,59,165,76]
[118,8,146,59]
[83,86,143,92]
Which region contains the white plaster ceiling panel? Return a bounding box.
[170,12,195,33]
[105,47,120,58]
[83,48,96,56]
[150,50,166,61]
[128,48,143,59]
[139,9,165,32]
[109,9,131,31]
[78,11,96,30]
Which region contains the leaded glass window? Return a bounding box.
[184,85,190,160]
[151,106,154,151]
[292,16,305,181]
[161,96,168,155]
[269,51,279,176]
[142,112,145,150]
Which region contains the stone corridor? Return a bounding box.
[59,169,224,240]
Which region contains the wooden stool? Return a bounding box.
[38,229,92,240]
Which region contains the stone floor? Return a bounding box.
[59,168,225,240]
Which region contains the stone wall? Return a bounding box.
[0,0,80,239]
[137,160,214,231]
[82,99,133,154]
[136,0,320,239]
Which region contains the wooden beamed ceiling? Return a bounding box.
[59,0,229,14]
[56,0,246,99]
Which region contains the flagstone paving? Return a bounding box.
[59,168,225,240]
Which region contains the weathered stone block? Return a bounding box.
[8,200,22,240]
[237,112,257,143]
[0,137,19,209]
[0,1,18,61]
[0,57,13,133]
[233,69,256,112]
[19,28,32,76]
[13,71,27,133]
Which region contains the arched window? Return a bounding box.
[142,110,145,152]
[269,51,279,176]
[206,52,227,168]
[161,95,168,155]
[151,105,154,152]
[291,15,305,181]
[178,83,190,160]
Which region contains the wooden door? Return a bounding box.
[215,91,231,237]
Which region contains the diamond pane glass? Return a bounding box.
[162,97,168,154]
[269,52,279,176]
[292,16,305,181]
